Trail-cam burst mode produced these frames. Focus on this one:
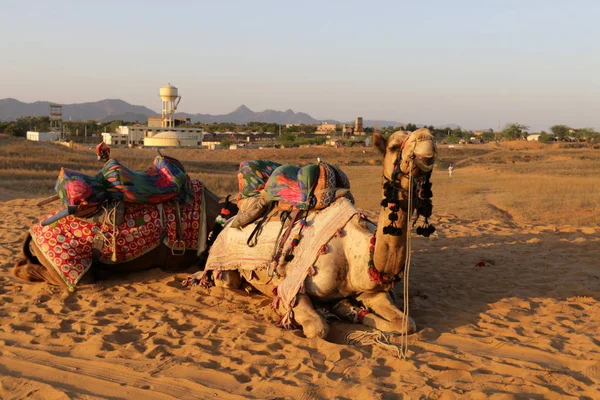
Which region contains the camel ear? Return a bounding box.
[373,133,387,154]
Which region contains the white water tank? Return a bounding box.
[159,84,178,102]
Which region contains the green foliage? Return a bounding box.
[219,139,234,149]
[539,132,554,143]
[481,131,496,142]
[0,116,52,137]
[550,125,571,140]
[501,123,529,140]
[405,123,418,132]
[575,128,599,142]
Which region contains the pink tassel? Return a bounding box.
[335,228,344,238]
[215,270,223,280]
[272,295,280,310]
[318,244,328,255]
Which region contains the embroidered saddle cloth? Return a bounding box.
[30,180,205,290]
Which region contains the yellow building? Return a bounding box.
[316,123,337,134]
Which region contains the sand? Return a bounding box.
[1,196,599,399]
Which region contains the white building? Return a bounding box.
[26,131,61,142]
[101,132,130,146]
[143,130,203,147]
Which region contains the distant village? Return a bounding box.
[3,84,598,148]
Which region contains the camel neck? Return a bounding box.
[372,206,407,277]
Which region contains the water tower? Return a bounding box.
[49,104,63,135]
[159,84,181,128]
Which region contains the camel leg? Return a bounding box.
[213,270,243,289]
[331,299,401,332]
[287,294,329,339]
[356,292,416,334]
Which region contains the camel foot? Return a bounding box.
[292,294,329,339]
[357,291,417,334]
[213,270,242,289]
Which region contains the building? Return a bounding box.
[147,116,191,128]
[342,124,353,136]
[316,122,337,134]
[26,131,61,142]
[101,132,129,146]
[101,84,204,148]
[354,117,364,135]
[144,131,203,147]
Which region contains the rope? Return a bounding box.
[346,330,401,359]
[400,158,414,359]
[95,202,120,260]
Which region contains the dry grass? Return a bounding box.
[1,136,599,226]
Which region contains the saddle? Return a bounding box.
[232,159,353,229]
[43,154,193,226]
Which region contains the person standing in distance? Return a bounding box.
[448,163,454,178]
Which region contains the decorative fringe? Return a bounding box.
[278,310,295,330]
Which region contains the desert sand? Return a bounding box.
[0,143,599,399]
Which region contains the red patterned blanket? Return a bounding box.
[30,180,205,290]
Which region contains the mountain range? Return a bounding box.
[0,98,460,129]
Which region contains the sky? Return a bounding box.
[1,0,599,131]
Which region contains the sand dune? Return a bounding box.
[1,196,599,399]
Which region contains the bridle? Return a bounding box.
[380,136,436,238]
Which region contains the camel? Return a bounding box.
[14,182,237,289]
[203,128,436,338]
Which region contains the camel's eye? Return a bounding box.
[388,145,401,152]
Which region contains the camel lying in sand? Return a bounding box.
[199,129,436,338]
[14,164,236,289]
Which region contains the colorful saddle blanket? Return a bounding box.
[236,160,352,210]
[55,155,194,210]
[30,179,205,290]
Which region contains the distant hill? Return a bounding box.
[0,98,461,129]
[0,98,157,122]
[177,105,321,125]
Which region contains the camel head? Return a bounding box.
[373,128,436,184]
[371,128,437,278]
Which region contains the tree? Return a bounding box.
[576,128,599,142]
[219,139,233,149]
[539,132,554,143]
[405,123,418,132]
[549,125,570,141]
[501,123,529,140]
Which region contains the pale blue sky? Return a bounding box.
[1,0,598,130]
